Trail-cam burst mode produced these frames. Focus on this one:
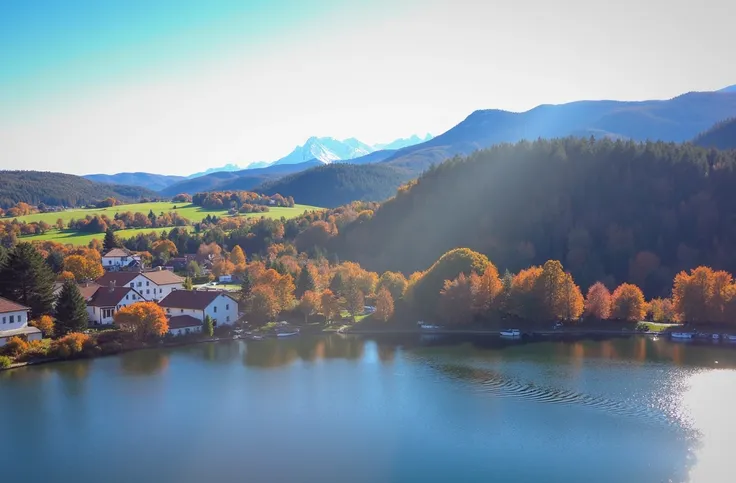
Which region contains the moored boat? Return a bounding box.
[500,329,521,337]
[671,332,694,340]
[724,334,736,342]
[276,329,300,337]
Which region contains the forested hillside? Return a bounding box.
[84,172,185,191]
[257,163,415,207]
[693,118,736,150]
[330,138,736,297]
[0,171,158,209]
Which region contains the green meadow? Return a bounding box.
[13,201,322,246]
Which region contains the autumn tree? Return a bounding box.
[439,273,477,325]
[230,245,246,269]
[55,218,65,231]
[610,283,647,321]
[474,262,503,312]
[30,315,55,338]
[114,302,169,340]
[584,282,612,319]
[648,298,676,323]
[508,266,543,321]
[377,271,408,302]
[344,285,365,321]
[183,277,193,290]
[197,242,222,258]
[375,288,395,322]
[151,239,178,261]
[298,290,321,324]
[52,333,90,358]
[55,279,89,336]
[64,254,103,282]
[212,259,236,278]
[671,266,734,324]
[320,289,340,324]
[246,285,280,325]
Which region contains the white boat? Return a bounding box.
[671,332,694,340]
[724,334,736,342]
[418,321,441,330]
[276,330,299,337]
[500,329,521,337]
[712,333,721,340]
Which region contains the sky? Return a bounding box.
[1,0,734,176]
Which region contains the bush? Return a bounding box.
[0,355,11,368]
[2,336,30,358]
[52,333,92,359]
[19,340,52,361]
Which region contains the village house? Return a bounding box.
[101,248,142,271]
[158,290,238,327]
[0,297,42,347]
[167,315,203,336]
[86,285,145,325]
[96,268,184,302]
[53,281,101,303]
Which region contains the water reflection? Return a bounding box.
[119,350,170,376]
[242,336,370,368]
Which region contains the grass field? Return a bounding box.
[14,201,322,246]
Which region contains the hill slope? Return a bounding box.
[84,172,185,191]
[0,171,158,209]
[257,163,414,207]
[380,90,736,170]
[331,138,736,297]
[160,161,321,195]
[693,118,736,150]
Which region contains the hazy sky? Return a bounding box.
[1,0,734,176]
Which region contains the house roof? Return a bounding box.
[88,286,135,307]
[78,282,102,301]
[103,248,132,258]
[96,272,141,287]
[0,296,30,314]
[159,290,234,310]
[168,315,202,329]
[143,270,184,285]
[0,325,41,339]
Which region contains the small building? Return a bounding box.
[96,269,183,302]
[102,248,141,271]
[86,285,145,325]
[158,290,238,327]
[53,282,102,303]
[167,315,203,336]
[0,297,42,347]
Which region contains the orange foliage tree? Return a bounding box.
[375,288,395,322]
[584,282,612,319]
[114,302,169,340]
[672,266,736,323]
[230,245,246,270]
[439,273,478,325]
[246,285,280,325]
[610,283,647,321]
[212,259,236,278]
[30,315,55,337]
[648,298,676,323]
[64,254,104,281]
[151,239,178,260]
[320,289,340,324]
[298,290,321,324]
[52,333,91,358]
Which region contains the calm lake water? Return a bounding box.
[2,335,736,483]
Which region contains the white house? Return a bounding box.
[158,290,238,327]
[86,285,145,325]
[0,297,42,347]
[102,248,141,271]
[96,269,183,303]
[167,315,203,336]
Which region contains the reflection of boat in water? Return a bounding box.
[671,332,694,340]
[500,329,521,338]
[276,329,300,337]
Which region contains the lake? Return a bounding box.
[1,335,735,483]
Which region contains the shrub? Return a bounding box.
[52,333,91,359]
[0,355,12,368]
[2,336,30,358]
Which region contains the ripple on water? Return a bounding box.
[432,362,685,428]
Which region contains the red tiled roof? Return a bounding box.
[158,290,235,310]
[168,315,202,329]
[88,286,136,307]
[0,296,29,314]
[143,270,184,285]
[96,272,140,287]
[78,283,102,301]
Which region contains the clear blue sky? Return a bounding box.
[1,0,734,175]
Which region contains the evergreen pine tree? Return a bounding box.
[240,273,253,300]
[203,315,214,337]
[183,276,193,290]
[103,228,121,253]
[45,250,65,274]
[329,272,344,296]
[296,267,316,298]
[55,279,89,336]
[0,243,55,318]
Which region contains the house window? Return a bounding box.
[185,328,190,334]
[213,306,217,313]
[126,295,129,300]
[102,308,114,319]
[226,304,229,310]
[160,288,163,293]
[180,309,184,313]
[166,308,171,314]
[137,282,142,287]
[146,289,150,295]
[2,316,5,324]
[9,315,14,323]
[130,283,134,288]
[226,316,230,322]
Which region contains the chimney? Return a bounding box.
[108,280,115,292]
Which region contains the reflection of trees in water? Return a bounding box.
[120,350,170,376]
[242,335,398,368]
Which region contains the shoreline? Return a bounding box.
[1,326,723,372]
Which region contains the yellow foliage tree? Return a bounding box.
[298,290,321,324]
[114,302,169,340]
[320,289,340,324]
[30,315,55,337]
[375,288,395,322]
[230,245,246,267]
[610,283,647,321]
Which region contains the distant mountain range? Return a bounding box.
[84,172,185,191]
[75,86,736,209]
